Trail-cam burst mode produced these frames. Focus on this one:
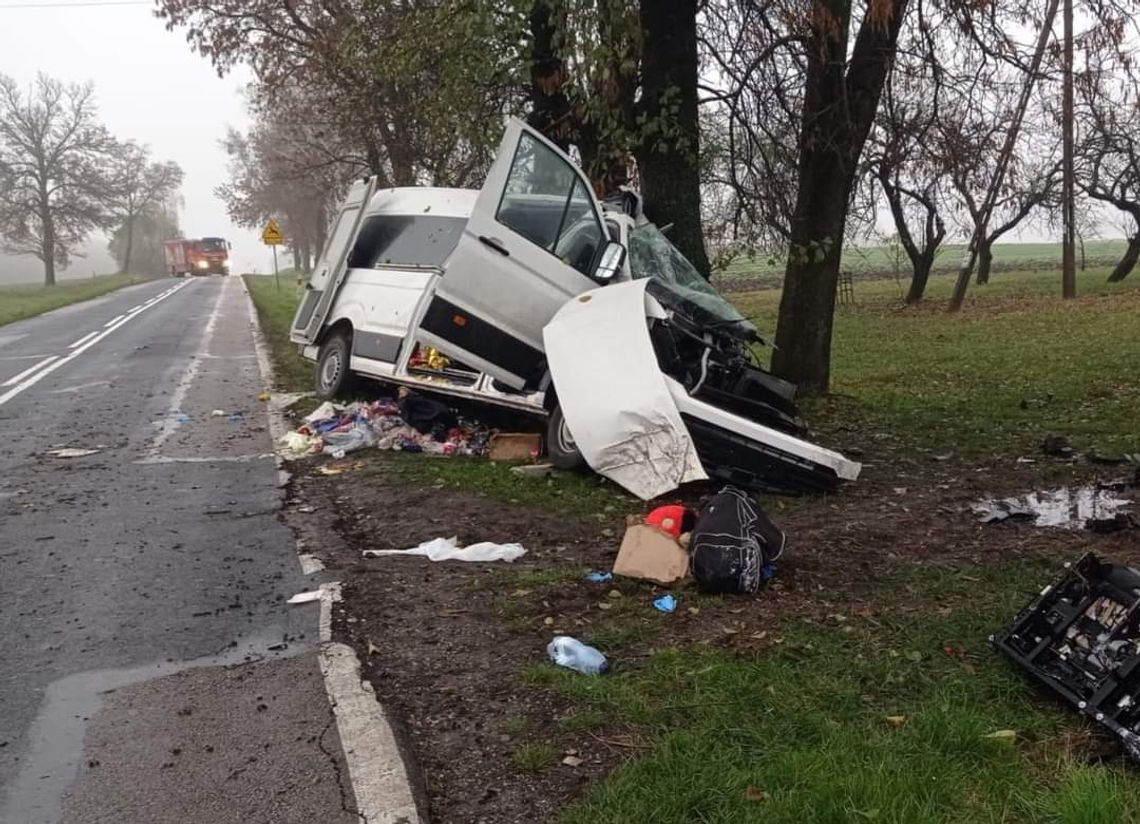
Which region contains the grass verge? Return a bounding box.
[243,273,313,392]
[0,273,153,327]
[737,267,1140,458]
[543,557,1140,823]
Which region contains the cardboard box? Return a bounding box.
[489,433,542,463]
[612,524,690,585]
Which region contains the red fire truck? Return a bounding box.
[164,237,232,277]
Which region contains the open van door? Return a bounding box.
[290,176,378,345]
[417,119,620,390]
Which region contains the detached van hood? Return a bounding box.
[542,280,708,500]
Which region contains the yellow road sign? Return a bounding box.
[261,218,284,246]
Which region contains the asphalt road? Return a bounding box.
[0,277,358,823]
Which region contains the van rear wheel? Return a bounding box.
[315,331,356,399]
[546,404,585,470]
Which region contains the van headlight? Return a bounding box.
[196,260,208,269]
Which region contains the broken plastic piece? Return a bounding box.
[585,571,612,583]
[287,590,322,605]
[993,553,1140,765]
[653,594,678,613]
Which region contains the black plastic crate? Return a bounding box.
[992,552,1140,760]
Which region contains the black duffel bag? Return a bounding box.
[690,486,785,595]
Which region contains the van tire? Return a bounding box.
[315,331,355,399]
[546,404,585,470]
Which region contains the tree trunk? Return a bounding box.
[907,256,934,304]
[771,0,906,393]
[121,216,135,275]
[975,240,993,284]
[1108,232,1140,282]
[526,0,573,152]
[42,213,56,287]
[636,0,710,278]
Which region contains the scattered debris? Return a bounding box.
[211,409,226,417]
[1042,435,1077,459]
[653,594,678,614]
[279,397,491,461]
[644,504,695,538]
[993,553,1140,764]
[46,448,100,459]
[745,787,771,803]
[982,729,1017,742]
[613,523,690,585]
[547,636,609,675]
[258,391,271,402]
[488,433,542,463]
[885,716,907,728]
[585,571,612,583]
[973,485,1134,529]
[286,590,322,605]
[363,536,526,563]
[1086,513,1139,533]
[510,463,558,478]
[561,754,584,768]
[174,412,191,424]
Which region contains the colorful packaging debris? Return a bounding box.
[279,398,491,461]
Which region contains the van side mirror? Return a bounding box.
[593,241,626,282]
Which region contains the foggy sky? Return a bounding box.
[0,0,274,283]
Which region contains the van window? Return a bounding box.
[495,133,603,276]
[348,215,467,268]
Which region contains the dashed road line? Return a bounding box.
[2,355,59,387]
[68,331,99,349]
[104,314,125,328]
[0,281,193,409]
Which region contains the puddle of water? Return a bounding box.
[973,484,1135,529]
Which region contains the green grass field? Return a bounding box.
[243,273,314,392]
[251,264,1140,822]
[717,238,1131,281]
[0,273,154,328]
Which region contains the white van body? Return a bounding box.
[291,118,861,498]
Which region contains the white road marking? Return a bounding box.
[2,355,59,387]
[49,380,112,395]
[240,277,420,824]
[68,331,99,349]
[129,304,143,313]
[145,280,227,456]
[104,314,125,328]
[0,281,192,409]
[134,454,274,465]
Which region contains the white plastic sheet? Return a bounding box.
[543,279,707,500]
[363,536,527,563]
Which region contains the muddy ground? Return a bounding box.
[281,435,1139,824]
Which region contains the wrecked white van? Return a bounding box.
[290,118,860,499]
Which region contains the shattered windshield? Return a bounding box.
[628,223,755,336]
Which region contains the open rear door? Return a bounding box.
[290,177,378,345]
[418,119,608,390]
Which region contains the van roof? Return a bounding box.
[366,187,477,218]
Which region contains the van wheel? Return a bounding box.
[546,404,585,470]
[315,331,355,399]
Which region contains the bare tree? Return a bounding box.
[105,142,183,274]
[0,73,115,286]
[941,81,1062,285]
[866,31,952,305]
[1078,56,1140,282]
